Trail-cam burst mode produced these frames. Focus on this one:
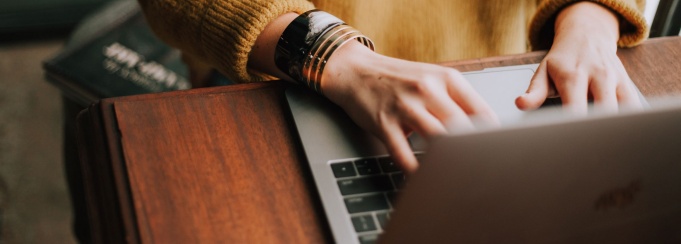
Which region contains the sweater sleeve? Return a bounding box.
[137,0,315,83]
[529,0,648,50]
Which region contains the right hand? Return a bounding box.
[321,41,498,173]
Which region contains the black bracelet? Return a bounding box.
[275,10,374,93]
[275,10,341,85]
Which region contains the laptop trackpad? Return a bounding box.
[464,67,535,125]
[409,65,536,152]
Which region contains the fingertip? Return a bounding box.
[381,128,420,173]
[389,147,419,174]
[518,70,550,111]
[515,94,529,110]
[483,110,501,126]
[401,155,419,174]
[592,93,618,115]
[469,109,500,128]
[515,92,543,111]
[617,81,644,111]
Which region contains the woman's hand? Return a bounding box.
[516,1,642,114]
[322,41,498,173]
[249,12,497,173]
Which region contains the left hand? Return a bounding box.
[516,1,642,114]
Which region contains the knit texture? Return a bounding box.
[138,0,314,82]
[138,0,647,83]
[529,0,648,49]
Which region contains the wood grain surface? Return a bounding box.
[77,36,681,243]
[112,84,331,243]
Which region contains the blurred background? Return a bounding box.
[0,0,674,243]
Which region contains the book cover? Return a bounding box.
[43,0,193,106]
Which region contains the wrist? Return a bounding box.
[555,2,620,44]
[273,10,374,93]
[320,40,381,106]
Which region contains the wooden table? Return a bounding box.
[76,36,681,243]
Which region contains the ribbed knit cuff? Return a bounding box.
[200,0,314,83]
[529,0,649,50]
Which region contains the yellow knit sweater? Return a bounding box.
[137,0,648,83]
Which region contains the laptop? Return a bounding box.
[285,64,681,243]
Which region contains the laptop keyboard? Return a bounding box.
[330,156,408,244]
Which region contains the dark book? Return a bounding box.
[43,0,230,106]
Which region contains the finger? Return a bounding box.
[442,71,498,124]
[380,123,419,173]
[401,106,448,138]
[423,86,480,125]
[442,105,476,134]
[516,61,550,111]
[616,79,643,110]
[589,75,618,114]
[401,89,473,135]
[555,72,589,116]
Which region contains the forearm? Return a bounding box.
[136,0,314,83]
[247,13,299,82]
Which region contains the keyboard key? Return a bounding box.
[391,172,405,189]
[330,162,357,178]
[351,214,377,233]
[354,158,381,175]
[344,194,390,213]
[358,234,379,244]
[376,212,390,230]
[378,157,400,173]
[337,175,394,196]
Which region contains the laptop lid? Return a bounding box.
[381,100,681,243]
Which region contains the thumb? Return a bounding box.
[516,62,550,111]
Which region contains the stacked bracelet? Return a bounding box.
[275,10,375,94]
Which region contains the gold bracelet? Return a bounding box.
[302,24,374,94]
[304,25,358,92]
[275,10,374,94]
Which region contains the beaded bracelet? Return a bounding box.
[275,10,375,94]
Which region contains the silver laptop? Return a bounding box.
[285,64,680,243]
